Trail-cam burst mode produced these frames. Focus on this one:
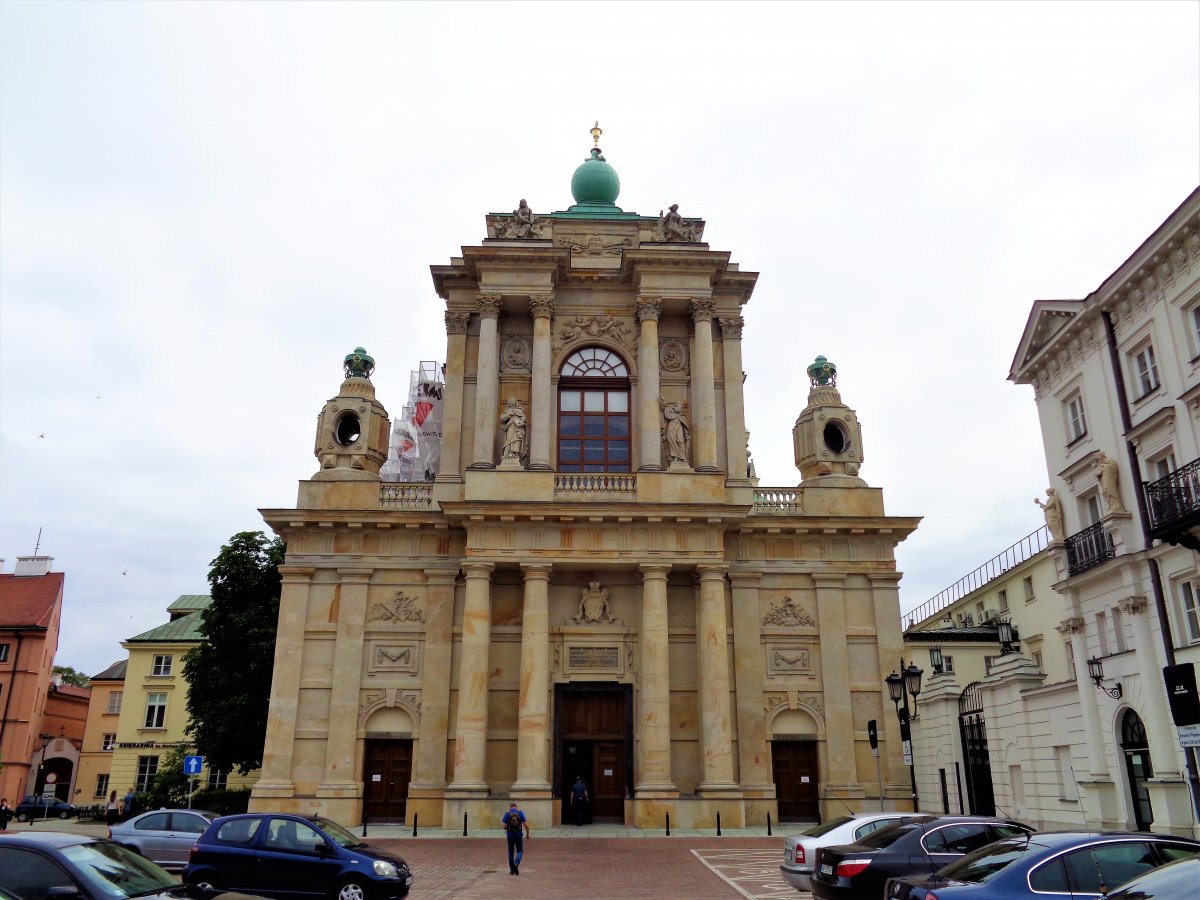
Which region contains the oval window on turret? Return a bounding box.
[558,347,630,473]
[335,412,362,446]
[823,421,849,455]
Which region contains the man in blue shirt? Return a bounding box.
[570,776,589,826]
[501,801,530,875]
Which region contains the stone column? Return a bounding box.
[1060,617,1109,777]
[254,566,314,796]
[636,296,663,471]
[719,316,748,481]
[513,564,552,793]
[636,564,677,793]
[696,564,739,794]
[319,568,371,796]
[815,574,856,787]
[470,295,502,468]
[447,562,494,795]
[729,571,773,794]
[689,299,719,472]
[1122,597,1175,767]
[437,311,470,481]
[410,569,458,794]
[528,294,555,471]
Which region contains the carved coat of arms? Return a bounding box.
[368,593,424,624]
[761,597,816,627]
[574,580,616,625]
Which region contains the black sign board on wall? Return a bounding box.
[1164,663,1200,727]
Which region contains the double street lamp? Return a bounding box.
[885,661,924,812]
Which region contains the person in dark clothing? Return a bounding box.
[570,776,589,826]
[500,801,530,875]
[0,798,12,830]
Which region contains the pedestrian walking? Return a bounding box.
[570,775,589,826]
[0,798,12,830]
[121,787,136,820]
[500,801,530,875]
[105,790,120,826]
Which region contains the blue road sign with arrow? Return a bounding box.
[183,755,204,776]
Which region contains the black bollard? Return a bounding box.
[767,811,772,836]
[717,810,722,836]
[463,811,468,837]
[362,817,368,838]
[665,811,671,836]
[412,813,418,838]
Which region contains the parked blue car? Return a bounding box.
[885,831,1200,899]
[183,813,412,900]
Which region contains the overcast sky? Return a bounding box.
[2,1,1198,677]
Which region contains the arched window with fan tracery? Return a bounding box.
[557,347,631,472]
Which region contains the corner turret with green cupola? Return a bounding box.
[305,346,391,497]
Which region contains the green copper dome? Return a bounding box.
[570,148,620,205]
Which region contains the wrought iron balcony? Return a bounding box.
[1145,457,1200,548]
[1065,521,1115,576]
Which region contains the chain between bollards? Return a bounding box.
[412,813,418,837]
[716,810,722,836]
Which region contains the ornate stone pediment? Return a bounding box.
[553,315,637,353]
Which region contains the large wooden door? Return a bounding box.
[363,739,412,823]
[772,740,820,821]
[556,686,630,823]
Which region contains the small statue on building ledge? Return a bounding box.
[499,398,528,466]
[660,397,691,467]
[491,199,547,239]
[656,204,699,242]
[1035,488,1065,542]
[1094,451,1126,514]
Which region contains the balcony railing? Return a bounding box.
[553,473,637,497]
[1145,456,1200,537]
[751,489,799,513]
[380,483,434,508]
[1065,521,1115,576]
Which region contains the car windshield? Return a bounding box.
[60,841,178,899]
[311,816,363,848]
[797,816,855,837]
[937,838,1035,883]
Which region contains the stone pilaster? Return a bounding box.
[729,571,773,794]
[410,569,458,795]
[318,568,371,798]
[696,564,739,794]
[253,566,314,797]
[636,564,677,794]
[512,564,552,793]
[815,574,856,786]
[719,316,747,481]
[637,296,663,471]
[447,562,494,795]
[528,295,555,470]
[689,299,719,472]
[1121,596,1175,769]
[470,294,502,469]
[1059,616,1109,777]
[437,311,470,481]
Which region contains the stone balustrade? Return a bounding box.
[553,473,637,497]
[380,483,434,507]
[751,488,799,512]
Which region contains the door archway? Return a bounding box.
[1120,709,1154,831]
[958,682,995,816]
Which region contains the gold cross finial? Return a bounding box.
[590,121,602,147]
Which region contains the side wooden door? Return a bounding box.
[363,739,412,823]
[772,740,820,821]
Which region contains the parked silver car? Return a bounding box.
[781,812,908,891]
[107,809,217,868]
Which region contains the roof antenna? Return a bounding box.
[33,526,43,555]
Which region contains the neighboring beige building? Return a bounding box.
[74,660,126,806]
[253,133,920,829]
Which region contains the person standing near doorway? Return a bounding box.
[570,776,589,826]
[501,801,530,875]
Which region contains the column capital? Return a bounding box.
[520,562,553,581]
[718,315,744,339]
[463,561,495,579]
[476,294,502,318]
[636,296,663,322]
[696,563,729,581]
[1119,595,1148,615]
[277,565,316,581]
[728,570,763,587]
[689,298,716,323]
[445,311,471,334]
[425,567,461,586]
[1056,616,1086,634]
[639,563,671,580]
[529,293,556,319]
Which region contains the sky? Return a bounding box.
[1,1,1198,677]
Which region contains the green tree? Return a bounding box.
[52,665,90,688]
[183,531,285,775]
[147,747,193,808]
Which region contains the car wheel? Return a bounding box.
[58,810,70,819]
[334,879,368,900]
[191,877,221,892]
[15,813,28,823]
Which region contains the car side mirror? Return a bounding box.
[314,842,334,856]
[45,887,85,900]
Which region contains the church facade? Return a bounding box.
[252,132,920,829]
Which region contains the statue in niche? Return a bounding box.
[575,579,615,624]
[500,398,528,462]
[660,397,691,466]
[657,203,698,242]
[1094,451,1126,513]
[1034,488,1065,542]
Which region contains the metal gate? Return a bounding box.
[958,682,995,816]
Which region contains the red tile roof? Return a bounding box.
[0,572,65,628]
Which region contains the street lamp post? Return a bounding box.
[885,660,923,812]
[36,732,55,827]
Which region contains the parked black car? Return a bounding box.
[809,814,1034,899]
[885,831,1200,898]
[1108,853,1200,899]
[14,795,77,822]
[183,813,412,900]
[0,831,251,900]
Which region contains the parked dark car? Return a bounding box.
[781,812,909,891]
[14,796,77,822]
[885,831,1200,898]
[0,831,252,900]
[809,814,1034,899]
[183,813,412,900]
[108,809,218,869]
[1108,853,1200,899]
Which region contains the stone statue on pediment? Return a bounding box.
[575,579,615,624]
[1034,488,1065,542]
[656,203,698,242]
